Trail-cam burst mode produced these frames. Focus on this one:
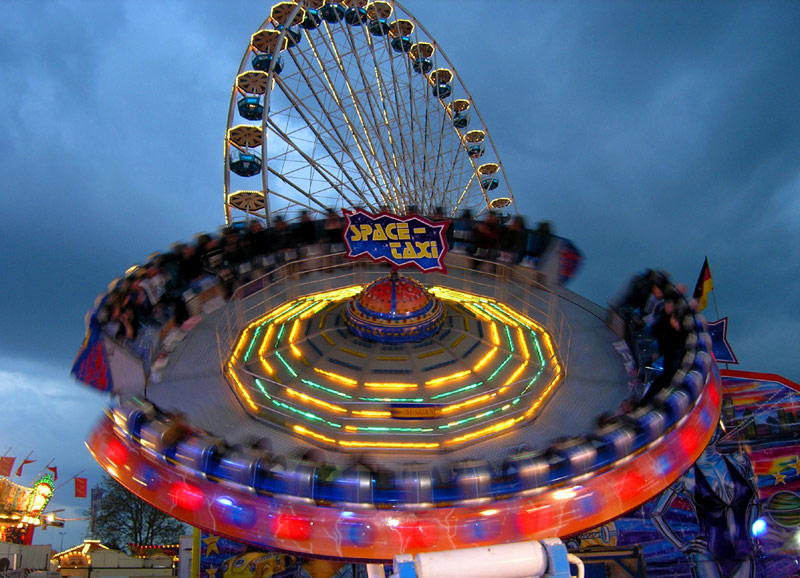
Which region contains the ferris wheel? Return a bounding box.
[223,0,517,224]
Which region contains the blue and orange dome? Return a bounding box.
[344,272,444,343]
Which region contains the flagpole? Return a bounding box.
[1,448,10,458]
[54,471,85,493]
[30,458,55,481]
[15,450,34,477]
[709,286,729,370]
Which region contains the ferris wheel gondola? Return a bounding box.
[223,0,517,224]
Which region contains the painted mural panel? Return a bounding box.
[572,372,800,578]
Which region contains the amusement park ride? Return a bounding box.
[71,2,736,578]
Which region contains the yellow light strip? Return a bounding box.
[225,363,258,411]
[340,347,367,358]
[351,410,392,418]
[473,347,497,371]
[256,325,276,375]
[446,417,521,445]
[289,319,300,343]
[450,334,467,348]
[321,332,335,345]
[425,370,471,387]
[293,425,335,444]
[490,322,500,346]
[524,374,563,418]
[286,388,347,414]
[364,382,418,390]
[463,303,490,322]
[338,440,440,449]
[442,393,494,414]
[266,300,299,322]
[314,368,358,386]
[418,348,446,359]
[376,355,408,361]
[517,327,530,359]
[484,305,519,328]
[503,360,528,386]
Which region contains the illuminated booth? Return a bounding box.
[0,474,54,545]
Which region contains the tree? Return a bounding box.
[91,474,186,551]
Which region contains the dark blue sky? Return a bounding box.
[1,0,798,547]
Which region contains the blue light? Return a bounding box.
[751,518,767,537]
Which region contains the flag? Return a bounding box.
[46,466,58,480]
[693,257,714,312]
[16,459,34,477]
[0,457,15,477]
[707,317,739,364]
[71,324,113,392]
[75,477,88,498]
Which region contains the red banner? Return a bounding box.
[15,459,34,477]
[46,466,58,480]
[0,457,14,477]
[75,477,88,498]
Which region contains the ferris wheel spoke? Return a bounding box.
[266,116,369,209]
[272,73,382,209]
[265,165,330,212]
[353,26,418,212]
[315,22,404,209]
[343,25,416,212]
[295,28,394,209]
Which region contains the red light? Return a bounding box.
[679,427,699,457]
[169,481,204,510]
[617,470,647,501]
[398,519,438,549]
[707,380,720,406]
[515,504,553,536]
[272,513,311,541]
[106,437,130,467]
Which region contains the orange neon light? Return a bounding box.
[293,425,336,444]
[425,370,471,387]
[363,382,418,390]
[473,347,497,371]
[442,393,494,414]
[314,368,358,386]
[351,410,392,418]
[286,388,346,413]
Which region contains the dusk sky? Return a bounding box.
[1,0,798,548]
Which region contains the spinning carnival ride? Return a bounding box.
[76,0,722,570]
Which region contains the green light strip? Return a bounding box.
[286,301,318,322]
[439,407,502,430]
[275,323,286,347]
[243,325,264,363]
[301,379,352,399]
[430,381,484,400]
[274,351,297,377]
[270,398,342,428]
[254,378,270,397]
[487,355,513,382]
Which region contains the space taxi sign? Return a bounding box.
[342,209,449,273]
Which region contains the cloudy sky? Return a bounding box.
[1,0,799,548]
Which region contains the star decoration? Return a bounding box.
[203,535,220,556]
[205,566,218,578]
[790,458,800,475]
[773,471,787,485]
